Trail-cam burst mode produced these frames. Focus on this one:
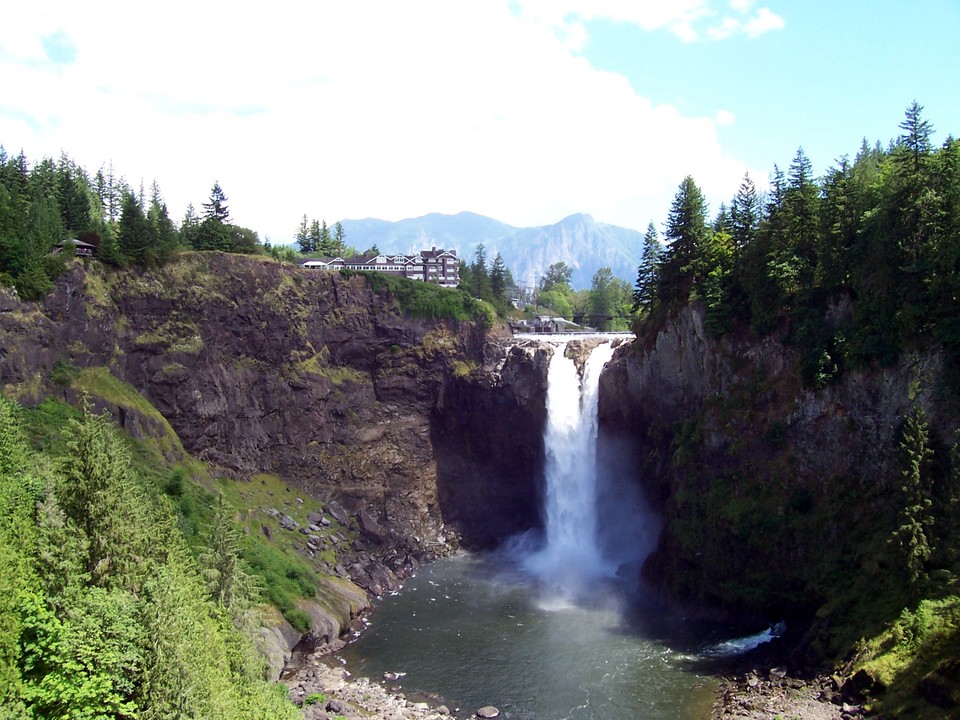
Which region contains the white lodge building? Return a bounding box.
[301,248,459,288]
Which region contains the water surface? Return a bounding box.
[338,555,718,720]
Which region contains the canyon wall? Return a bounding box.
[599,303,952,643]
[0,254,547,584]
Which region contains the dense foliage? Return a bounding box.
[636,102,960,389]
[0,148,264,300]
[0,397,298,719]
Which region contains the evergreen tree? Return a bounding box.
[489,252,508,302]
[146,182,178,264]
[180,204,200,251]
[633,221,662,311]
[333,221,346,256]
[730,172,759,253]
[898,100,934,175]
[117,192,151,263]
[201,181,230,223]
[891,407,935,594]
[296,215,311,254]
[199,495,258,622]
[54,154,91,235]
[658,175,710,305]
[317,220,336,256]
[469,243,491,300]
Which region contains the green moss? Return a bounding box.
[135,321,204,354]
[452,360,478,378]
[294,352,369,385]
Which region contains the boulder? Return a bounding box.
[477,706,500,719]
[327,501,350,527]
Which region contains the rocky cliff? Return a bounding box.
[0,253,549,659]
[599,303,954,656]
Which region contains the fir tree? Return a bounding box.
[891,407,935,594]
[633,221,662,311]
[658,175,710,305]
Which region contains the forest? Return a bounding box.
[634,102,960,391]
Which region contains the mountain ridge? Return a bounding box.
[337,211,643,290]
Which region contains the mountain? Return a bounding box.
[337,211,643,290]
[339,211,517,256]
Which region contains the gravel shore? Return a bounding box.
[286,658,469,720]
[711,668,866,720]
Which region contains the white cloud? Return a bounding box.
[715,109,737,126]
[512,0,783,43]
[707,17,741,40]
[744,7,786,37]
[0,1,757,242]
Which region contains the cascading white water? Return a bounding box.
[524,340,617,591]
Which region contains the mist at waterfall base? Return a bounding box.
[339,340,773,719]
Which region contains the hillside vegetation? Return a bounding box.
[0,395,300,719]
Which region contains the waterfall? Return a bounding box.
[524,340,618,591]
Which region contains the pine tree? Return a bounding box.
[180,204,200,250]
[658,175,710,305]
[117,192,151,263]
[318,220,336,256]
[490,252,508,301]
[633,221,662,311]
[201,181,230,223]
[898,100,934,175]
[199,495,258,622]
[891,407,935,594]
[333,221,346,256]
[730,172,759,253]
[469,243,491,300]
[296,215,311,254]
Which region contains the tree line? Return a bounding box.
[634,102,960,389]
[0,147,275,301]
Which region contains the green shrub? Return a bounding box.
[304,692,326,705]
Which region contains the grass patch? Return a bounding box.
[294,351,369,385]
[850,595,960,718]
[345,270,496,325]
[70,366,185,458]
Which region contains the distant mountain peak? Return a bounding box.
[337,210,641,289]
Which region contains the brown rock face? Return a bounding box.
[432,340,552,547]
[0,254,550,562]
[598,303,951,625]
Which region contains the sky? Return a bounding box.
[1,1,958,244]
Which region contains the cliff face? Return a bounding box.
[599,304,949,632]
[0,254,546,567]
[432,340,551,547]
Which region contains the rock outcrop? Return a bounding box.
[599,303,952,634]
[0,253,550,585]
